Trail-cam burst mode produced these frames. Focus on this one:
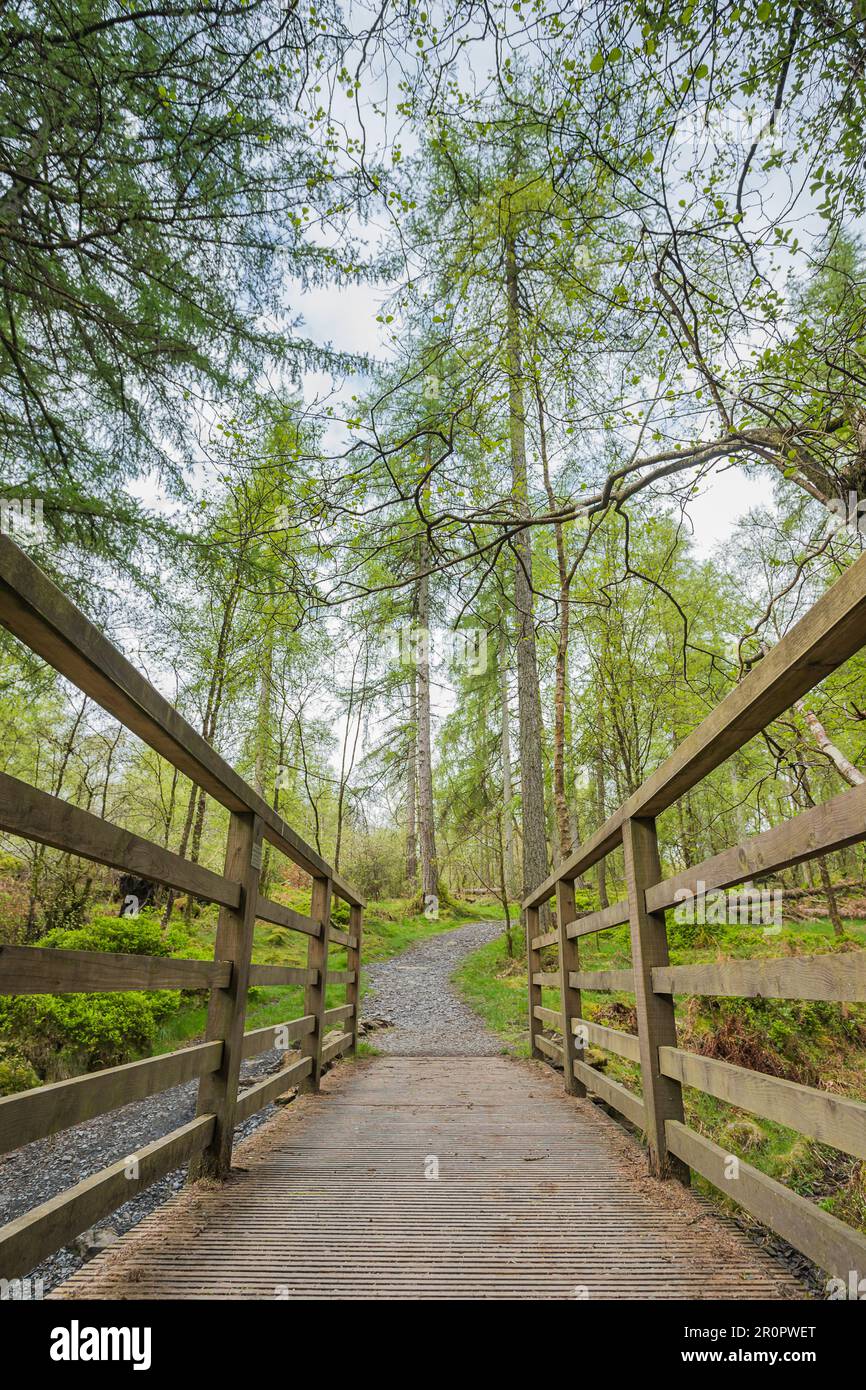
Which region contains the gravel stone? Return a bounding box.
[0,1044,299,1296]
[362,918,505,1055]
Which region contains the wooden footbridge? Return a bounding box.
[1,533,865,1300]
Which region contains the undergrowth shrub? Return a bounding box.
[681,995,866,1086]
[0,1040,40,1095]
[0,910,187,1079]
[37,911,188,957]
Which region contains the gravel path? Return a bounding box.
[2,917,504,1296]
[0,1044,298,1296]
[362,918,504,1055]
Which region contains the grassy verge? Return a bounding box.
[452,911,866,1236]
[151,893,509,1056]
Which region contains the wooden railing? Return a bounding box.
[525,547,866,1290]
[0,535,364,1281]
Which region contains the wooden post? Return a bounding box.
[622,815,689,1182]
[301,874,332,1090]
[526,904,543,1059]
[345,903,363,1055]
[190,810,263,1180]
[556,878,586,1097]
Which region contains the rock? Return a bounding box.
[274,1088,299,1107]
[71,1225,119,1260]
[358,1016,394,1034]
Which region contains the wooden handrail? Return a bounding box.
[0,943,231,994]
[526,548,866,1282]
[0,771,241,909]
[0,535,365,1279]
[0,536,363,907]
[525,545,866,909]
[0,1041,222,1154]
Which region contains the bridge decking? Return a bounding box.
[53,1056,804,1300]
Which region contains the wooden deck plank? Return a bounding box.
[52,1057,805,1301]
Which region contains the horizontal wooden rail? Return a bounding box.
[0,1041,221,1155]
[532,971,560,988]
[533,1004,563,1030]
[247,964,317,988]
[323,1003,355,1025]
[0,536,363,907]
[321,1031,353,1065]
[535,1034,564,1063]
[660,1047,866,1160]
[666,1120,866,1285]
[573,1059,646,1129]
[241,1015,315,1059]
[526,546,866,907]
[0,772,239,909]
[0,1114,214,1282]
[652,951,866,1002]
[255,896,320,938]
[647,780,866,915]
[572,1015,641,1062]
[0,943,231,995]
[327,970,356,985]
[530,929,559,950]
[569,968,635,992]
[329,928,358,948]
[565,900,629,938]
[234,1055,313,1124]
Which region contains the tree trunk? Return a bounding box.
[498,634,516,895]
[505,232,549,915]
[496,810,514,958]
[594,748,609,909]
[406,663,418,889]
[187,584,239,877]
[416,548,439,905]
[795,700,866,786]
[535,375,572,862]
[254,629,274,894]
[816,854,845,938]
[334,640,368,872]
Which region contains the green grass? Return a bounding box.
[150,892,511,1056]
[454,934,530,1053]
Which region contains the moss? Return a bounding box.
[0,1048,40,1095]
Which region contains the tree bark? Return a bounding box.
[416,545,439,904]
[505,231,549,915]
[535,375,572,862]
[795,700,866,786]
[406,662,418,889]
[594,747,609,909]
[498,631,516,895]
